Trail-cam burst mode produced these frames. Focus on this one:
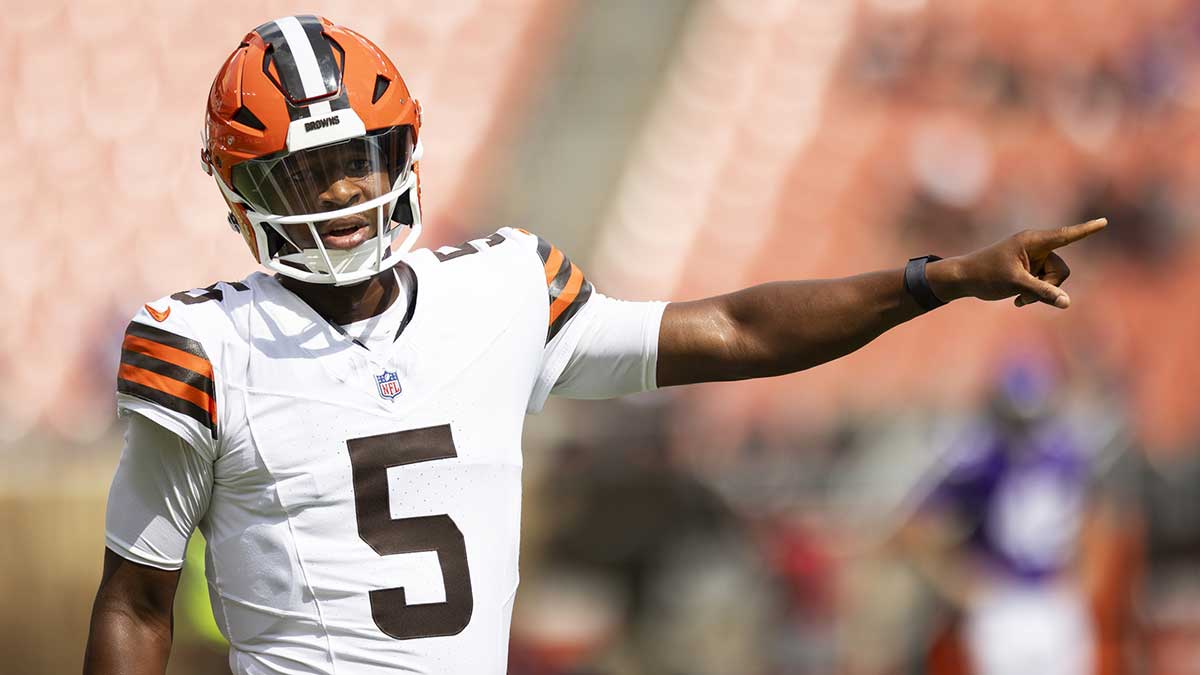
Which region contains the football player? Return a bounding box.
[83,15,1105,675]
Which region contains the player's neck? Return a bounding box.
[277,268,401,326]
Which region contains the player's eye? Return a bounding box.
[345,158,371,176]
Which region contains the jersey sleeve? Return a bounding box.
[508,229,667,413]
[547,293,667,400]
[105,413,214,570]
[116,300,220,461]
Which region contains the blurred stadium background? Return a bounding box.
[2,0,1199,673]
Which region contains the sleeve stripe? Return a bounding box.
[120,349,215,402]
[548,264,585,325]
[535,235,553,264]
[118,320,217,438]
[542,246,565,285]
[547,255,574,298]
[532,233,595,342]
[126,321,209,361]
[118,363,217,429]
[122,334,213,380]
[547,277,592,342]
[117,379,217,438]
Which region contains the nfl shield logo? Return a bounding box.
[375,370,402,400]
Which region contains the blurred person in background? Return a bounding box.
[899,352,1114,675]
[82,12,1107,675]
[1126,430,1200,674]
[511,400,777,675]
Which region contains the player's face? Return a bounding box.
[280,145,390,251]
[232,128,415,252]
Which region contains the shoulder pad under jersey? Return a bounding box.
[115,280,250,459]
[497,227,594,343]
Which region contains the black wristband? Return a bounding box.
[904,255,947,312]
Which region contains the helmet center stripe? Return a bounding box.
[274,16,332,101]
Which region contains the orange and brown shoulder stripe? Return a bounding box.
[535,236,593,343]
[117,321,217,438]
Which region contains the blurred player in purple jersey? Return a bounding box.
[905,353,1098,675]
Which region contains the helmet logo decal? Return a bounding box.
[286,108,366,152]
[304,116,341,132]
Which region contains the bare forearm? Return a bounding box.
[83,603,173,674]
[724,267,933,377]
[897,519,977,610]
[83,549,179,675]
[658,262,957,385]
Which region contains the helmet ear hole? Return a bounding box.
[264,227,297,258]
[391,190,414,224]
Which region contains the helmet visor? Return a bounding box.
[231,125,414,217]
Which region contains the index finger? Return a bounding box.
[1034,218,1108,251]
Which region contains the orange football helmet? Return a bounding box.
[202,15,423,285]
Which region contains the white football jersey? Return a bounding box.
[111,227,665,674]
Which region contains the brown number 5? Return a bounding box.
[346,425,474,639]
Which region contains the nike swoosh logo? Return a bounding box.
[144,304,171,322]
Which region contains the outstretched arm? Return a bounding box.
[657,219,1106,387]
